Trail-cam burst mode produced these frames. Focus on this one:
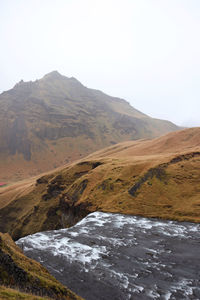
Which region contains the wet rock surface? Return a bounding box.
[17,212,200,300]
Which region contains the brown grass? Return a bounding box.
[0,285,50,299]
[0,127,200,240]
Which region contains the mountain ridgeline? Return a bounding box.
[0,71,179,181]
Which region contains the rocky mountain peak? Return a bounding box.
[43,70,63,79]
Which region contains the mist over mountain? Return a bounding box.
[0,71,179,181]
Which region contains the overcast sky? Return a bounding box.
[0,0,200,126]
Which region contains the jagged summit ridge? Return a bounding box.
[43,70,64,79]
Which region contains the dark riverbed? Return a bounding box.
[17,212,200,300]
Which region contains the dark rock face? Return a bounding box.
[128,166,167,196]
[17,212,200,300]
[0,249,28,285]
[5,115,31,160]
[128,152,200,197]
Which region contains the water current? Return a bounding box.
[17,212,200,300]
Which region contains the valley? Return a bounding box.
[0,127,200,299]
[0,127,200,242]
[2,0,200,297]
[0,73,199,300]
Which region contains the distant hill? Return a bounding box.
[0,127,200,240]
[0,71,179,181]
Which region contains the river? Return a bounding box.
[16,212,200,299]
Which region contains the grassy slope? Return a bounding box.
[0,285,50,299]
[0,233,82,300]
[0,128,200,240]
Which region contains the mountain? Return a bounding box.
[0,232,82,300]
[0,71,179,182]
[0,127,199,240]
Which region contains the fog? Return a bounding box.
[0,0,200,126]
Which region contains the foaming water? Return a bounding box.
[17,212,200,300]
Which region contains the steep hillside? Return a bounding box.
[0,127,199,240]
[0,71,179,182]
[0,233,82,300]
[0,286,49,299]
